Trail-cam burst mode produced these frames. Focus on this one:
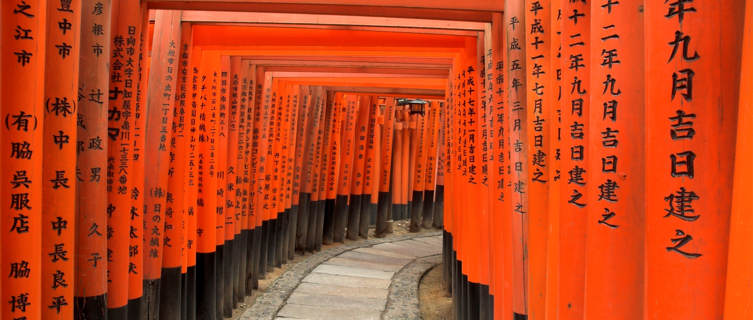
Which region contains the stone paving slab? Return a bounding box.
[372,241,438,258]
[277,304,381,320]
[352,247,417,260]
[287,292,386,311]
[339,250,413,266]
[294,282,389,300]
[402,239,443,254]
[412,236,442,246]
[325,256,405,272]
[302,272,392,289]
[313,264,395,280]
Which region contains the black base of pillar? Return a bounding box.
[315,200,326,251]
[323,199,336,244]
[375,192,391,237]
[76,295,107,320]
[196,252,217,320]
[234,233,244,306]
[108,303,128,320]
[359,195,372,239]
[422,190,435,229]
[215,244,225,320]
[144,278,161,319]
[185,266,197,320]
[127,297,145,320]
[434,185,444,229]
[333,195,349,242]
[410,191,424,232]
[306,201,319,251]
[223,240,233,317]
[288,205,298,259]
[346,194,362,240]
[159,267,182,320]
[297,193,311,251]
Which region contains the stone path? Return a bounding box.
[245,233,442,320]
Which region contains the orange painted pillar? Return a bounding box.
[312,88,330,250]
[524,0,552,317]
[253,72,273,273]
[42,0,80,319]
[107,0,143,317]
[504,0,529,317]
[645,0,744,318]
[559,0,590,318]
[348,95,369,239]
[288,84,305,256]
[142,10,181,318]
[314,90,333,250]
[488,11,513,320]
[361,96,379,238]
[334,94,357,242]
[295,87,315,247]
[228,56,245,305]
[75,0,111,317]
[196,49,218,320]
[213,55,230,318]
[323,91,344,244]
[723,0,753,317]
[376,98,395,236]
[400,107,411,222]
[286,85,303,258]
[583,1,645,319]
[237,59,253,296]
[544,1,562,318]
[130,7,151,316]
[159,20,192,320]
[391,108,405,222]
[422,101,439,229]
[435,99,446,230]
[409,101,427,233]
[2,1,45,319]
[183,43,201,320]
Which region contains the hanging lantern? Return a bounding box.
[397,98,428,116]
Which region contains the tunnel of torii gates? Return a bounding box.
[0,0,752,319]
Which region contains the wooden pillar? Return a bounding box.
[504,0,528,316]
[184,43,201,320]
[159,20,192,320]
[583,1,645,319]
[142,10,181,319]
[216,55,231,318]
[323,91,344,244]
[196,48,218,320]
[107,0,144,318]
[559,0,590,317]
[75,1,112,317]
[2,1,46,319]
[362,96,379,237]
[314,88,331,250]
[723,0,753,317]
[296,87,314,248]
[545,0,562,317]
[43,1,80,319]
[335,94,357,242]
[487,11,511,320]
[524,0,551,317]
[349,96,369,239]
[376,98,395,236]
[645,0,744,318]
[129,8,151,318]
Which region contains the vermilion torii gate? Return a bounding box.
[1,1,751,320]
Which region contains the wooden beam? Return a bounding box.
[179,11,487,30]
[148,2,497,21]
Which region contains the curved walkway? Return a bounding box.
[240,232,442,320]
